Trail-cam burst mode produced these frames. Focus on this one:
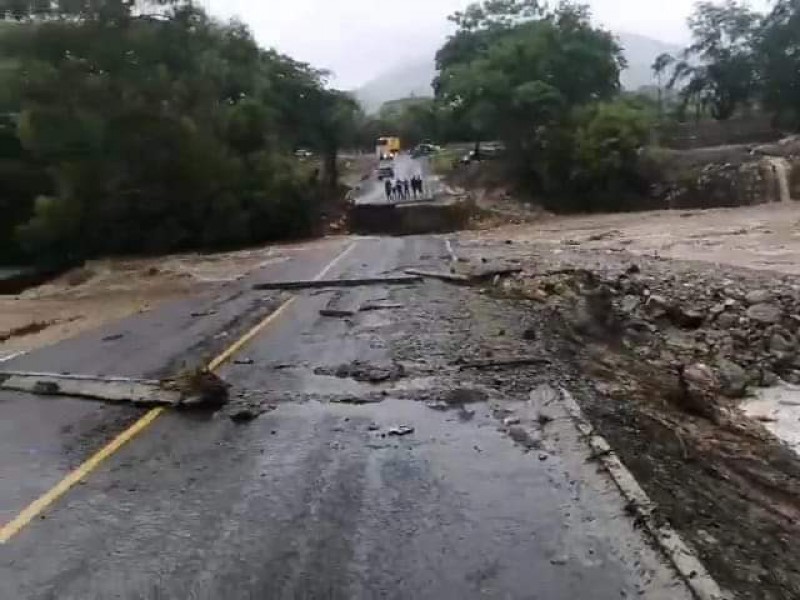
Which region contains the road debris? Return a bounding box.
[228,406,264,423]
[359,302,404,311]
[0,371,183,406]
[456,356,551,370]
[453,234,800,598]
[162,368,230,409]
[404,268,470,283]
[319,308,356,318]
[253,275,421,291]
[387,425,414,436]
[315,360,406,384]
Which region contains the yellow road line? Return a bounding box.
[0,407,165,543]
[206,297,296,372]
[0,240,358,544]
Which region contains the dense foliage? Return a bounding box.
[657,0,800,126]
[432,0,652,210]
[0,1,361,265]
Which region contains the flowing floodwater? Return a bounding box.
[765,156,793,203]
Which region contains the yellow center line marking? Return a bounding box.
[0,240,358,544]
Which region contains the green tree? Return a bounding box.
[757,0,800,127]
[651,52,675,119]
[0,2,356,262]
[572,98,653,209]
[668,0,759,121]
[435,2,624,193]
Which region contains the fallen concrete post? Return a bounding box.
[405,267,522,284]
[0,369,230,409]
[253,275,421,291]
[404,269,471,283]
[0,371,182,406]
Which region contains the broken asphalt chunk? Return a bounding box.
[253,275,421,291]
[387,425,414,436]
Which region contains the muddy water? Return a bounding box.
[764,156,793,203]
[742,385,800,455]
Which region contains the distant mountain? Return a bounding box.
[354,56,436,114]
[354,32,683,113]
[617,32,682,91]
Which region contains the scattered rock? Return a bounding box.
[102,333,124,342]
[167,369,230,409]
[645,294,669,318]
[508,425,542,450]
[761,370,779,387]
[678,363,721,421]
[388,425,414,436]
[717,358,748,398]
[769,331,796,354]
[522,327,537,341]
[229,407,263,423]
[442,387,489,406]
[747,303,782,325]
[503,416,521,426]
[745,289,772,305]
[233,358,255,365]
[670,306,705,329]
[620,294,640,313]
[528,384,559,417]
[316,360,406,383]
[716,312,739,329]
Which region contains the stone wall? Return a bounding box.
[647,137,800,209]
[655,115,782,150]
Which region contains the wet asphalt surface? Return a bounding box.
[0,164,692,599]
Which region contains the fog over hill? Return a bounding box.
[355,32,682,113]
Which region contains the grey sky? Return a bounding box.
[199,0,763,89]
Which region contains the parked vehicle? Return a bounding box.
[411,143,440,158]
[376,136,401,160]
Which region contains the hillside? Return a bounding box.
[355,32,682,113]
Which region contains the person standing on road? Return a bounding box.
[384,178,392,201]
[394,181,403,201]
[413,175,422,198]
[403,179,411,200]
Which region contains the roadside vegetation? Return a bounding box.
[0,0,362,266]
[2,0,799,266]
[379,0,800,212]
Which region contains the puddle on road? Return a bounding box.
[742,384,800,455]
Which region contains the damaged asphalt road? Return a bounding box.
[1,235,696,599]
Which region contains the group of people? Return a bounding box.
[384,176,425,201]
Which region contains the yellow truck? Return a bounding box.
[376,136,401,161]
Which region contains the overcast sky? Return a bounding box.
[199,0,765,89]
